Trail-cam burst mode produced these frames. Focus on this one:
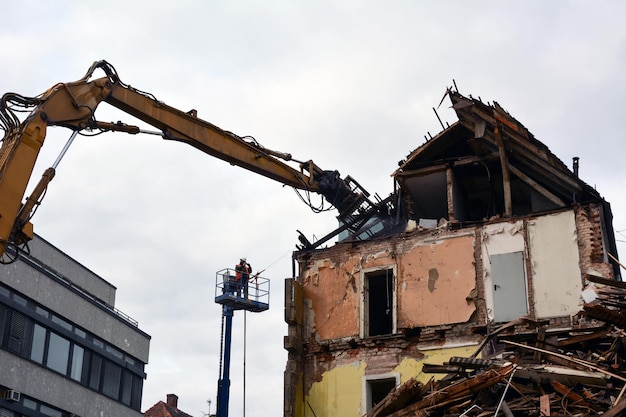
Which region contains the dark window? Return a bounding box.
[40,404,63,417]
[365,269,394,337]
[89,354,103,390]
[7,310,27,354]
[102,361,122,398]
[366,377,396,411]
[121,371,133,406]
[0,304,7,347]
[131,374,143,410]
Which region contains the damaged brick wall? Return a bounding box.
[297,231,478,343]
[290,229,482,413]
[285,206,617,417]
[575,203,614,279]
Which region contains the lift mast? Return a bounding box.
[214,269,270,417]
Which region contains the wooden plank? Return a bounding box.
[583,303,626,328]
[365,378,429,417]
[446,166,456,222]
[586,273,626,289]
[503,340,626,382]
[508,163,565,206]
[387,365,515,417]
[551,380,597,411]
[557,330,609,347]
[494,123,512,217]
[540,394,550,416]
[533,326,546,362]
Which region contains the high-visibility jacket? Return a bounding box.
[235,262,251,281]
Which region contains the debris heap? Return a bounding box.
[366,276,626,417]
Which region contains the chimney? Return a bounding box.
[573,156,580,177]
[166,394,179,409]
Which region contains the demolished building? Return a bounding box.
[283,90,622,417]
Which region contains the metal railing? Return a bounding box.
[215,268,270,306]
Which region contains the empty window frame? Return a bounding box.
[363,373,399,412]
[361,267,396,338]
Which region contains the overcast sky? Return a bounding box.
[2,1,626,417]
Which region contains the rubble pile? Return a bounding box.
[366,276,626,417]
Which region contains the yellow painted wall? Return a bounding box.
[300,345,478,417]
[394,345,478,384]
[304,361,366,417]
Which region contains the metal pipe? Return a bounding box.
[52,130,79,169]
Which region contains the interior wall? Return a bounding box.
[481,221,525,321]
[528,210,583,318]
[399,235,476,327]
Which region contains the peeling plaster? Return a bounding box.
[428,268,438,292]
[399,235,476,327]
[304,256,362,340]
[303,345,479,417]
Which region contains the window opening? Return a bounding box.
[364,268,395,337]
[364,376,397,412]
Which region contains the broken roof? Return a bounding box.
[393,89,612,223]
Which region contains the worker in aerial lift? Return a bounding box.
[235,257,252,298]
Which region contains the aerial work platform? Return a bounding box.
[214,267,270,417]
[214,268,270,312]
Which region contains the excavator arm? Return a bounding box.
[0,61,392,262]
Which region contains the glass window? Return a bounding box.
[74,327,87,339]
[106,345,123,359]
[51,315,72,331]
[35,306,49,318]
[89,354,102,390]
[47,332,70,374]
[121,371,133,405]
[12,294,27,306]
[30,324,46,364]
[0,286,9,298]
[40,404,63,417]
[102,361,122,398]
[71,345,85,381]
[131,374,143,410]
[23,398,37,410]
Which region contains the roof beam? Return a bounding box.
[494,122,513,217]
[508,163,566,206]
